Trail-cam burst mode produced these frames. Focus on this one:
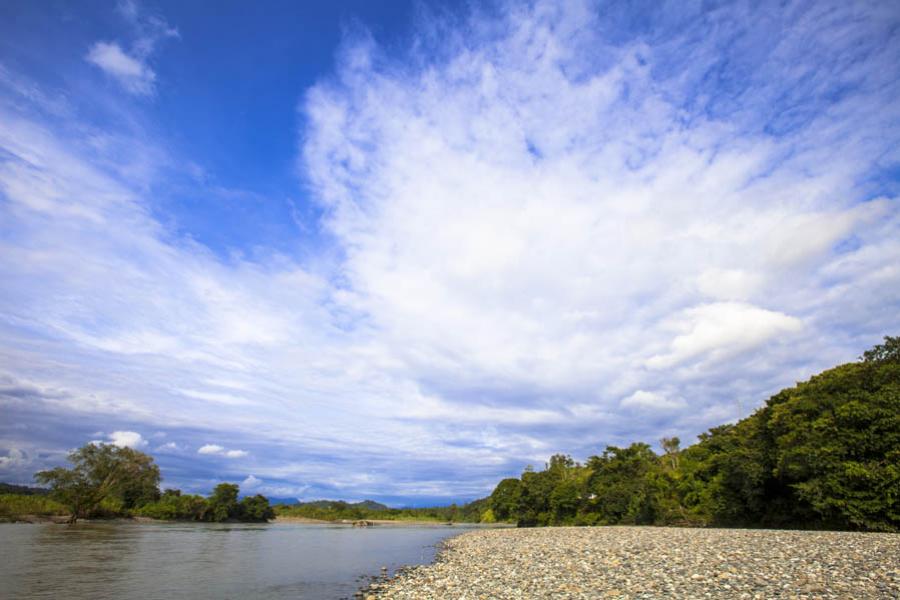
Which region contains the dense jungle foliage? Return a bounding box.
[487,336,900,532]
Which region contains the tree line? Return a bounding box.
[485,336,900,532]
[34,443,274,523]
[274,498,488,523]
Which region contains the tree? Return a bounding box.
[35,443,160,523]
[861,335,900,364]
[660,437,680,471]
[767,361,900,531]
[489,478,522,522]
[239,494,275,522]
[586,443,660,524]
[207,483,240,522]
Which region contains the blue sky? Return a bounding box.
[1,0,898,505]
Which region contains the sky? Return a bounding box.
[1,0,898,506]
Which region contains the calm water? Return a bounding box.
[0,522,472,599]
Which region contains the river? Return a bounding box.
[0,521,473,599]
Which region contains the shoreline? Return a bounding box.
[2,513,502,528]
[360,525,900,599]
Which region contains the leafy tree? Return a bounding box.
[767,361,900,530]
[586,443,659,524]
[517,467,558,526]
[137,489,208,521]
[207,483,240,522]
[861,335,900,364]
[239,494,275,522]
[35,443,160,523]
[489,478,522,522]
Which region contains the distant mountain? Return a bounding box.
[0,482,49,495]
[264,497,304,506]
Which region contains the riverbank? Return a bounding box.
[274,516,490,527]
[363,526,900,599]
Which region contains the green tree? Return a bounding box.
[767,360,900,531]
[137,489,208,520]
[207,483,240,522]
[861,335,900,364]
[586,443,659,524]
[35,443,160,523]
[489,478,522,522]
[239,494,275,522]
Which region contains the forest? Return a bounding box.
[485,336,900,532]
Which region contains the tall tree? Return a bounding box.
[207,483,240,522]
[35,443,160,523]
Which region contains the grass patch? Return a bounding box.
[0,493,68,520]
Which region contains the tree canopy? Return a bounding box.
[35,444,160,523]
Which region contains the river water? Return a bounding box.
[0,522,471,599]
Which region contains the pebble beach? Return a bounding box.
[364,526,900,599]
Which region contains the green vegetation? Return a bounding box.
[487,336,900,532]
[21,443,275,523]
[0,493,67,521]
[136,484,275,522]
[35,443,161,523]
[274,498,488,523]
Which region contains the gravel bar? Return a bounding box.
[364,526,900,599]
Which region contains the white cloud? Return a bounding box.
[646,303,804,370]
[621,390,686,412]
[198,444,248,459]
[107,430,147,448]
[242,474,261,489]
[0,448,29,470]
[86,42,156,96]
[84,1,178,97]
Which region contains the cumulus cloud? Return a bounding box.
[87,431,146,448]
[0,448,29,470]
[107,430,147,448]
[242,474,261,489]
[646,303,804,370]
